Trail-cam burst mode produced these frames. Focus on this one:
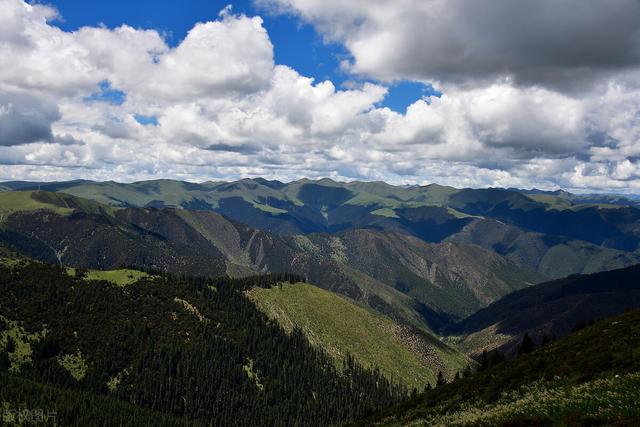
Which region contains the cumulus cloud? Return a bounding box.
[0,0,639,193]
[0,91,60,145]
[260,0,640,91]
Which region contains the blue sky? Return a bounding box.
[2,0,638,191]
[48,0,434,113]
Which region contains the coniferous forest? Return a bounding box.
[0,261,406,426]
[4,0,640,423]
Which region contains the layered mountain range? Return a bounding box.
[2,178,640,425]
[0,190,538,331]
[3,178,640,275]
[2,178,640,330]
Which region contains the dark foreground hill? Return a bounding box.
[449,264,640,357]
[356,309,640,426]
[0,260,405,426]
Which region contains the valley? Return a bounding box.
[4,0,640,423]
[1,179,640,425]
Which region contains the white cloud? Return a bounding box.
[0,90,61,145]
[0,0,639,193]
[118,14,274,101]
[260,0,640,91]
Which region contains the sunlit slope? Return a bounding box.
[66,267,151,286]
[358,309,640,426]
[247,283,469,388]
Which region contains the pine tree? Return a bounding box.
[479,349,488,371]
[463,363,472,378]
[5,336,15,353]
[436,371,446,387]
[517,332,535,355]
[488,349,505,366]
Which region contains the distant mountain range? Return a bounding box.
[2,178,640,278]
[0,190,539,330]
[2,179,640,425]
[2,179,640,327]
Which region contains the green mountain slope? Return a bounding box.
[0,190,114,221]
[0,202,230,277]
[247,283,469,388]
[0,260,406,426]
[3,179,640,281]
[446,218,640,279]
[357,309,640,426]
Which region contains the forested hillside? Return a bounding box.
[0,260,406,426]
[247,283,469,389]
[357,309,640,426]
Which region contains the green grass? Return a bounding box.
[345,192,400,208]
[444,324,515,357]
[358,309,640,426]
[407,373,640,426]
[527,193,574,210]
[445,207,480,219]
[58,351,88,381]
[421,184,460,206]
[247,283,469,388]
[0,315,47,373]
[0,191,73,220]
[0,258,23,267]
[371,207,400,218]
[242,358,264,390]
[251,203,287,215]
[342,182,459,208]
[82,269,151,286]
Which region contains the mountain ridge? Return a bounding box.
[0,190,539,329]
[448,263,640,357]
[3,179,640,282]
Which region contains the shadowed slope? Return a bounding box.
[449,264,640,356]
